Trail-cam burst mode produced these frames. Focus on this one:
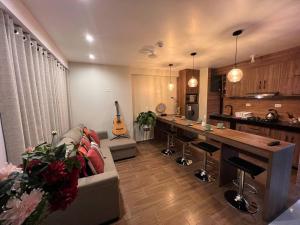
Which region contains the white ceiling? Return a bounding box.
[23,0,300,70]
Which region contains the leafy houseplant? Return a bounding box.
[136,111,156,131]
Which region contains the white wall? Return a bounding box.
[199,68,209,121]
[69,62,133,139]
[131,69,177,141]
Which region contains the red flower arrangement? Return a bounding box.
[0,141,83,225]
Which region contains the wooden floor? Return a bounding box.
[111,140,300,225]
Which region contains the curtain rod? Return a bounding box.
[2,8,68,70]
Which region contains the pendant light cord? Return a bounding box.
[234,35,238,67]
[169,65,171,82]
[192,54,195,77]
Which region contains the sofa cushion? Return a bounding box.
[62,126,82,144]
[109,138,136,151]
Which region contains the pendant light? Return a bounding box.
[168,63,174,91]
[227,29,243,83]
[188,52,198,87]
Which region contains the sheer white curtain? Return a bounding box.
[0,9,70,164]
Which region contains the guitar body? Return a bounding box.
[112,115,127,136]
[112,101,127,136]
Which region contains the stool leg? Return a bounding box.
[233,171,258,194]
[161,134,175,156]
[224,170,259,214]
[176,143,192,166]
[195,152,213,182]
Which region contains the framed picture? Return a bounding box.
[0,113,8,167]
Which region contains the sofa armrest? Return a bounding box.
[97,131,108,139]
[45,171,120,225]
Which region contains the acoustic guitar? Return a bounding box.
[112,101,127,137]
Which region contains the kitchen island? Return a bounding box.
[157,115,295,222]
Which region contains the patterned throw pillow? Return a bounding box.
[80,135,91,150]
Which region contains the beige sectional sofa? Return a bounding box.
[45,127,136,225]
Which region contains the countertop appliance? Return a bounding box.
[265,109,279,122]
[186,104,199,121]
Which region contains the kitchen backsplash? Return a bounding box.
[223,98,300,121]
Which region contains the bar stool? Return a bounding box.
[161,126,177,156]
[224,156,265,214]
[175,135,195,166]
[191,142,219,182]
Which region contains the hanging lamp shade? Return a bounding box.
[168,63,174,91]
[227,29,243,83]
[188,52,198,88]
[227,68,243,83]
[168,83,174,91]
[188,77,198,87]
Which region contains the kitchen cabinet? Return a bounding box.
[225,81,240,97]
[292,75,300,95]
[236,124,270,137]
[224,58,300,97]
[270,129,300,167]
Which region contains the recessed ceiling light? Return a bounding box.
[89,54,95,60]
[85,33,94,43]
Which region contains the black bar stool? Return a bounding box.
[224,156,265,214]
[175,135,196,166]
[161,126,177,156]
[191,142,219,182]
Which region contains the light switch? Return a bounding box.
[275,104,282,108]
[246,103,251,107]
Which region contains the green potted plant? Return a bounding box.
[136,111,156,131]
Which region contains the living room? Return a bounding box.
[0,1,300,225]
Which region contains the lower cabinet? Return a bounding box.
[269,129,300,168]
[236,124,270,137]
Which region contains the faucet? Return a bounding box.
[225,105,233,116]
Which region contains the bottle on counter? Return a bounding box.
[201,115,207,127]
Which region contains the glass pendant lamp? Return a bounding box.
[227,30,243,83]
[188,52,198,87]
[168,64,174,91]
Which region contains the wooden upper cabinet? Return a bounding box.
[240,67,256,95]
[225,79,241,97]
[293,58,300,75]
[291,58,300,95]
[177,69,200,115]
[292,75,300,95]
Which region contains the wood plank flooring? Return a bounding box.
[111,140,300,225]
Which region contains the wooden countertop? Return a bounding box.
[157,115,295,158]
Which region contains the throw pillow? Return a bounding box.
[89,130,100,146]
[87,148,104,174]
[78,146,88,156]
[80,135,91,150]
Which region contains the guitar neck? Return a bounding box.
[115,101,121,121]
